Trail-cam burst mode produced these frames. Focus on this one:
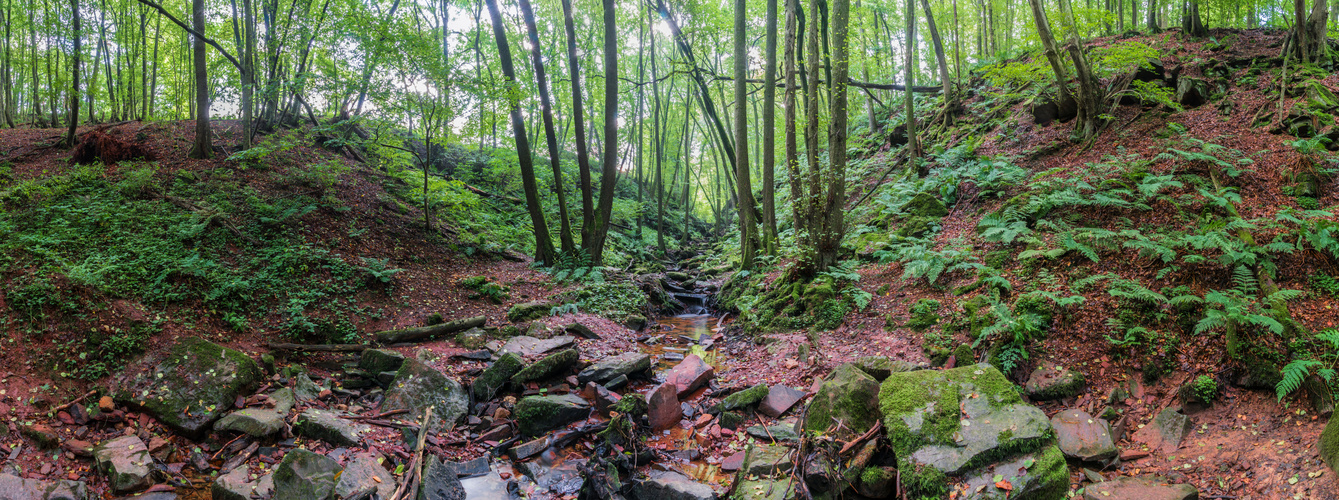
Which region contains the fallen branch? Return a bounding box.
[375,316,486,344]
[51,391,98,414]
[388,407,433,500]
[349,409,410,421]
[264,342,369,353]
[837,420,883,456]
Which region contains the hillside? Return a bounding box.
[2,26,1339,500]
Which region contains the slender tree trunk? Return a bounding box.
[519,0,576,255]
[920,0,954,116]
[562,0,596,255]
[817,0,850,273]
[762,0,780,255]
[485,0,555,265]
[735,0,757,271]
[905,0,920,165]
[1148,0,1161,31]
[785,0,804,251]
[651,9,668,256]
[62,0,79,147]
[585,0,619,265]
[653,0,737,175]
[188,0,211,158]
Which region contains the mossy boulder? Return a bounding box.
[112,337,262,437]
[511,349,579,384]
[1320,417,1339,476]
[895,216,940,238]
[853,356,920,382]
[802,282,835,310]
[800,364,882,440]
[732,478,799,500]
[357,349,405,374]
[958,445,1068,499]
[272,449,342,500]
[717,383,770,413]
[382,358,469,432]
[472,353,523,401]
[515,394,591,437]
[507,301,554,323]
[1024,361,1085,400]
[454,328,490,350]
[902,192,948,217]
[880,363,1053,498]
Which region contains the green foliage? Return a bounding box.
[972,294,1047,373]
[1091,41,1161,78]
[358,257,404,285]
[459,276,511,303]
[1191,375,1219,402]
[906,299,942,331]
[573,282,647,319]
[1193,267,1302,337]
[1278,329,1339,401]
[877,239,979,287]
[1312,274,1339,298]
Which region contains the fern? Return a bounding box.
[1276,359,1321,401]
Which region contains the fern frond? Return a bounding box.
[1277,359,1320,401]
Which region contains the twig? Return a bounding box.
[51,391,98,414]
[388,407,433,500]
[838,420,883,456]
[211,434,249,461]
[349,409,410,421]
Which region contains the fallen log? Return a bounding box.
[375,316,486,344]
[265,343,368,353]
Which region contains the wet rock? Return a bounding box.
[718,383,769,413]
[111,337,261,437]
[720,451,746,471]
[881,363,1055,499]
[382,358,469,432]
[1132,408,1192,454]
[295,409,370,447]
[507,301,554,323]
[733,478,800,500]
[622,315,648,331]
[564,323,600,340]
[743,444,793,477]
[1081,476,1198,500]
[1051,409,1118,462]
[583,382,621,415]
[511,349,580,384]
[758,386,805,418]
[852,356,918,381]
[418,457,465,500]
[270,387,296,413]
[215,407,286,437]
[1025,361,1084,400]
[515,394,590,437]
[358,349,405,374]
[801,364,880,440]
[212,468,273,500]
[647,383,681,431]
[509,436,551,460]
[498,336,576,358]
[959,446,1069,500]
[745,424,800,443]
[450,457,490,478]
[272,449,342,500]
[472,353,524,401]
[519,458,585,496]
[60,439,95,458]
[19,424,58,449]
[577,352,652,385]
[0,474,88,500]
[93,435,151,493]
[854,466,896,498]
[628,470,714,500]
[717,411,746,430]
[294,373,323,401]
[663,354,714,398]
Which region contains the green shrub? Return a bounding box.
[460,275,511,303]
[906,299,942,331]
[1191,374,1219,403]
[575,282,647,319]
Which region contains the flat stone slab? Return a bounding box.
[577,352,652,384]
[515,394,590,437]
[1025,361,1085,400]
[629,470,715,500]
[382,358,468,432]
[212,468,273,500]
[758,385,805,418]
[745,424,800,443]
[111,337,261,437]
[1051,409,1118,462]
[733,478,800,500]
[742,444,793,478]
[335,453,395,500]
[295,409,370,446]
[93,435,151,493]
[497,336,576,357]
[1132,408,1192,454]
[273,449,342,500]
[511,349,579,383]
[647,383,681,431]
[1082,476,1198,500]
[215,408,286,437]
[0,474,88,500]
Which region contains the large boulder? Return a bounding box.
[663,354,714,398]
[382,358,469,432]
[1322,412,1339,473]
[1051,409,1118,462]
[418,457,465,500]
[214,407,286,437]
[357,349,405,374]
[577,352,652,385]
[507,301,554,323]
[273,449,342,500]
[628,470,714,500]
[0,474,87,500]
[800,364,881,440]
[334,454,395,500]
[880,364,1057,499]
[1082,476,1198,500]
[295,409,370,446]
[93,435,151,493]
[511,349,580,384]
[111,337,261,437]
[514,394,590,437]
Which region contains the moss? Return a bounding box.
[610,394,647,417]
[802,282,835,310]
[719,383,770,412]
[471,352,523,400]
[802,364,881,439]
[952,344,975,364]
[895,216,940,238]
[510,348,579,383]
[812,299,849,331]
[1321,416,1339,472]
[905,299,942,331]
[902,192,948,217]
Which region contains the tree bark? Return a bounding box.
[561,0,596,257]
[762,0,780,256]
[188,0,211,158]
[519,0,576,256]
[819,0,850,273]
[485,0,556,265]
[584,0,619,266]
[905,0,920,164]
[920,0,954,116]
[62,0,79,148]
[735,0,757,271]
[785,0,804,252]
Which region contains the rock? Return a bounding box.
[622,315,648,331]
[718,383,769,412]
[518,458,585,496]
[801,364,880,440]
[450,457,490,478]
[0,474,88,500]
[1321,410,1339,473]
[902,192,949,217]
[514,394,590,437]
[358,349,405,374]
[498,336,576,358]
[375,317,487,344]
[852,356,919,381]
[511,349,580,384]
[295,409,370,446]
[583,382,622,415]
[272,449,342,500]
[1024,361,1084,400]
[1175,77,1209,107]
[1051,409,1118,462]
[959,446,1069,500]
[854,466,896,499]
[1082,476,1198,500]
[758,386,805,418]
[507,301,554,323]
[628,470,715,500]
[745,424,800,443]
[577,352,652,385]
[93,435,151,493]
[418,457,466,500]
[880,363,1054,499]
[472,353,524,401]
[382,358,469,432]
[733,478,800,500]
[647,383,681,431]
[508,436,550,460]
[1132,408,1192,454]
[60,439,94,457]
[718,411,746,430]
[19,424,58,449]
[663,355,714,398]
[331,454,394,500]
[564,323,600,340]
[215,407,286,437]
[111,337,261,437]
[720,451,746,471]
[99,396,115,412]
[743,444,793,477]
[294,373,322,401]
[213,468,273,500]
[453,328,489,350]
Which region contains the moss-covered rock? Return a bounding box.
[272,449,342,500]
[357,349,405,374]
[472,353,523,400]
[507,301,554,323]
[1320,416,1339,476]
[906,299,942,331]
[454,327,490,350]
[880,363,1053,498]
[112,337,262,437]
[958,445,1068,499]
[895,216,940,238]
[801,364,881,440]
[717,383,770,413]
[515,394,590,437]
[511,349,579,384]
[902,192,948,217]
[1024,361,1085,400]
[382,358,469,432]
[853,356,920,382]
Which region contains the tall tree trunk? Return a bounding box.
[1148,0,1161,31]
[188,0,211,158]
[1183,0,1206,37]
[762,0,780,255]
[651,9,668,256]
[920,0,954,116]
[1028,0,1077,113]
[1057,0,1102,139]
[652,0,737,175]
[905,0,920,165]
[785,0,804,251]
[485,0,555,265]
[803,0,822,269]
[817,0,850,273]
[584,0,619,265]
[520,0,576,255]
[735,0,757,271]
[62,0,79,147]
[562,0,596,254]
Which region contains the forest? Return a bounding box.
[0,0,1338,497]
